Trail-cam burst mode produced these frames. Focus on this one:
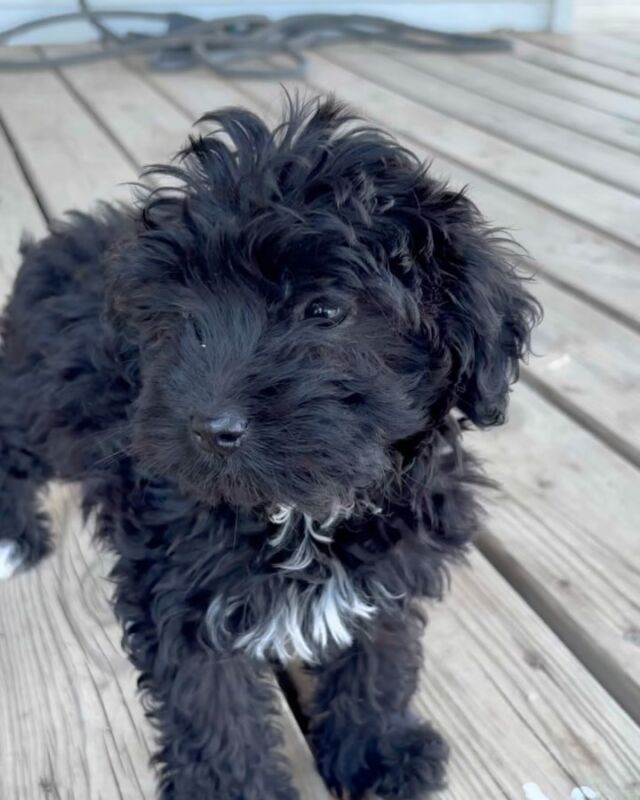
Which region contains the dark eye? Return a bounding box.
[304,300,347,326]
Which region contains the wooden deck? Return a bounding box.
[1,33,639,800]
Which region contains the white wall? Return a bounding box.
[573,0,640,32]
[0,0,558,43]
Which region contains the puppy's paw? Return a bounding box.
[312,718,448,800]
[369,721,449,799]
[0,540,26,580]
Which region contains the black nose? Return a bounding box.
[191,413,248,454]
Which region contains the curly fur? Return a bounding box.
[0,96,539,799]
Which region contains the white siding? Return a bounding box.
[0,1,555,43]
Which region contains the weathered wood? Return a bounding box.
[302,50,640,250]
[469,51,640,122]
[423,549,640,799]
[0,56,133,218]
[46,51,192,169]
[422,150,640,332]
[0,128,45,301]
[328,43,640,196]
[578,32,640,60]
[513,36,640,98]
[0,484,157,800]
[378,45,640,156]
[468,384,640,725]
[527,32,640,77]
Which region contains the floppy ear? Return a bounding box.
[421,187,541,428]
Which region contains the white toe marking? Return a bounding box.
[0,540,24,580]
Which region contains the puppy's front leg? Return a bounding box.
[112,558,299,800]
[308,608,448,800]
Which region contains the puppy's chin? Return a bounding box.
[177,465,367,523]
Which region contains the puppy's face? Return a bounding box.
[108,100,538,517]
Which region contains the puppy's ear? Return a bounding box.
[419,186,540,428]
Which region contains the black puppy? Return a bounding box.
[0,97,539,799]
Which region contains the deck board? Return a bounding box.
[513,37,640,98]
[424,551,640,799]
[0,61,132,217]
[466,52,640,122]
[302,51,640,249]
[1,37,640,800]
[327,43,640,196]
[525,33,640,77]
[471,384,640,723]
[0,128,45,300]
[380,46,640,156]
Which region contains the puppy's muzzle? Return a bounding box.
[191,413,248,454]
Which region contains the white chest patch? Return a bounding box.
[205,504,378,663]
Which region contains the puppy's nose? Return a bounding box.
[191,413,248,453]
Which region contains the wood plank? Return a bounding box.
[0,127,45,302]
[468,384,640,725]
[0,485,157,800]
[303,50,640,250]
[331,43,640,196]
[423,154,640,332]
[586,33,640,60]
[513,36,640,98]
[470,51,640,122]
[378,45,640,156]
[528,33,640,77]
[423,548,640,799]
[0,55,134,218]
[46,50,193,169]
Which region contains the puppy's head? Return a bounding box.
[107,97,539,518]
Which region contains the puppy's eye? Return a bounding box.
[304,300,347,326]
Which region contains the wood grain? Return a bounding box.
[424,550,640,800]
[513,37,640,99]
[329,43,640,196]
[0,128,45,302]
[468,52,640,122]
[379,44,640,156]
[0,484,156,800]
[469,384,640,722]
[526,33,640,77]
[301,50,640,250]
[377,46,640,159]
[0,57,133,218]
